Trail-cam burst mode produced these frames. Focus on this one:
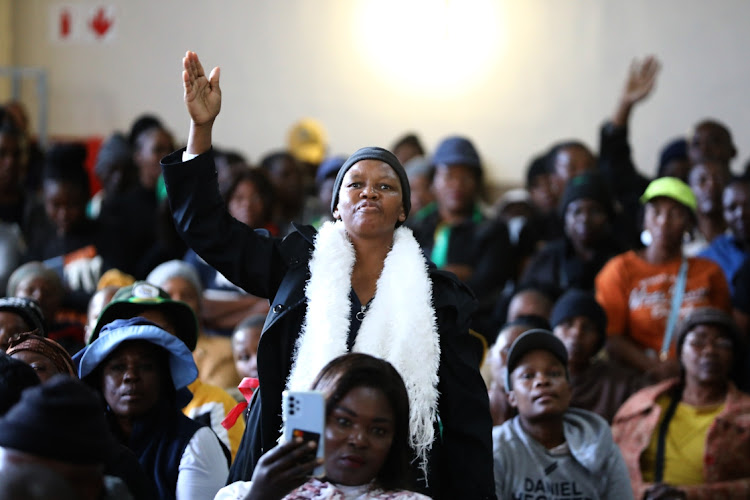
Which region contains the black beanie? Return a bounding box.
[550,289,607,352]
[330,147,411,226]
[0,375,116,464]
[558,172,615,220]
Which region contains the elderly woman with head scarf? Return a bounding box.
[7,332,75,382]
[77,316,228,500]
[7,261,85,354]
[612,307,750,500]
[159,51,494,500]
[595,177,731,382]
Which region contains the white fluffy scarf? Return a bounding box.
[286,220,440,476]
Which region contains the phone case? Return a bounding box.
[282,390,326,477]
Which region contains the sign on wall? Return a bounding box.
[49,4,117,43]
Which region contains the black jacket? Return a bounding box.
[162,149,496,500]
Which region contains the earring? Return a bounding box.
[682,230,693,245]
[640,229,653,247]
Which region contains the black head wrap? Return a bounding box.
[330,147,411,227]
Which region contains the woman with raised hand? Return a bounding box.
[161,51,494,499]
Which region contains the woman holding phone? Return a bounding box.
[216,353,430,499]
[162,51,494,499]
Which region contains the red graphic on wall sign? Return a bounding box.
[60,9,71,38]
[89,7,113,38]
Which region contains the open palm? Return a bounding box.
[622,56,660,106]
[183,51,221,126]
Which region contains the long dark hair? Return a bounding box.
[311,353,413,491]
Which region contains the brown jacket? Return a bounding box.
[612,378,750,499]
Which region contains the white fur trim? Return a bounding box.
[285,220,439,477]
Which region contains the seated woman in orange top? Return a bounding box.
[595,177,730,381]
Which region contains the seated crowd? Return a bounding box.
[1,53,750,499]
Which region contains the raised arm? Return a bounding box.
[611,55,661,128]
[182,50,222,155]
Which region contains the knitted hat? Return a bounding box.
[657,138,688,177]
[558,173,615,220]
[0,297,46,336]
[0,375,116,464]
[330,147,411,226]
[146,260,203,295]
[505,329,568,391]
[432,136,482,172]
[89,281,198,350]
[675,307,743,361]
[640,176,697,214]
[550,289,607,353]
[78,317,198,390]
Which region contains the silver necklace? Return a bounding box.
[355,299,373,321]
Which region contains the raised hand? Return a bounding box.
[183,50,221,127]
[621,55,661,107]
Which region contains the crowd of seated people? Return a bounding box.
[2,51,750,499]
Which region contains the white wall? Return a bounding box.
[10,0,750,186]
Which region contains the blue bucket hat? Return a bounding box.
[77,317,198,390]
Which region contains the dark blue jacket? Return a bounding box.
[112,400,203,500]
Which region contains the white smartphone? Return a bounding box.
[282,390,326,477]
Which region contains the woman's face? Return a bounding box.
[10,350,59,382]
[14,276,60,324]
[723,183,750,242]
[0,312,32,352]
[333,160,405,238]
[688,161,729,216]
[529,173,560,214]
[161,277,201,315]
[43,180,87,236]
[134,128,173,190]
[268,157,303,205]
[564,198,608,247]
[643,197,691,249]
[228,179,266,228]
[324,386,395,487]
[680,324,733,385]
[431,164,478,216]
[101,342,163,419]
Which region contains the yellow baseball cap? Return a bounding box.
[287,118,328,165]
[640,176,697,214]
